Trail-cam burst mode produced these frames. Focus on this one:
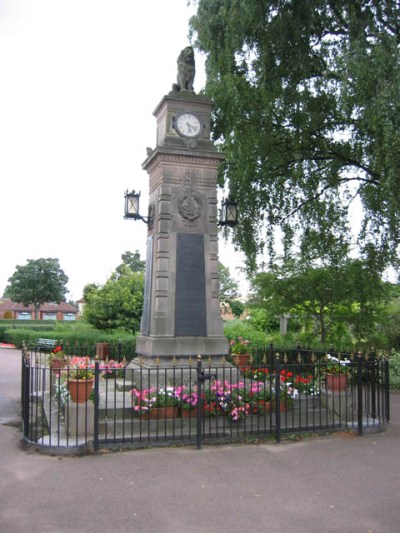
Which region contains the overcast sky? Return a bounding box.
[0,0,248,301]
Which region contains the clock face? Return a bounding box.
[175,112,201,138]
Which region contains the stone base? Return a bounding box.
[135,334,229,359]
[65,403,94,438]
[320,390,353,420]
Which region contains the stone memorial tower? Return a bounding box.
[135,47,229,364]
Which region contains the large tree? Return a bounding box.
[115,250,145,276]
[219,262,240,302]
[190,1,400,273]
[5,258,69,319]
[83,265,144,331]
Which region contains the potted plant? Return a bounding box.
[48,345,67,372]
[152,387,181,418]
[67,357,95,403]
[131,386,180,419]
[205,380,251,421]
[247,381,272,414]
[100,359,126,379]
[176,386,198,417]
[324,355,351,391]
[229,337,252,366]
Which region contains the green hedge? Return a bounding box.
[0,319,57,328]
[1,324,137,361]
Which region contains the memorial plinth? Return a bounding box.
[134,89,229,364]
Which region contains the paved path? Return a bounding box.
[0,347,399,533]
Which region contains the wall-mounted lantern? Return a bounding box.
[219,197,238,227]
[124,190,152,226]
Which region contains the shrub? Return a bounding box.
[1,321,137,360]
[388,350,400,390]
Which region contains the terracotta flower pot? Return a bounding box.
[180,408,196,418]
[141,407,178,420]
[67,379,94,403]
[265,401,287,413]
[233,354,251,366]
[50,359,66,373]
[326,373,348,392]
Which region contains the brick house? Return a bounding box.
[0,298,79,321]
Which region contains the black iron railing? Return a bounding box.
[21,348,390,452]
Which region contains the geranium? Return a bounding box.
[67,356,94,380]
[293,374,317,394]
[131,386,180,415]
[206,380,251,421]
[280,369,294,381]
[247,381,272,413]
[131,387,157,414]
[176,386,198,411]
[100,359,126,379]
[229,337,251,355]
[154,387,181,408]
[243,366,270,381]
[48,345,66,363]
[324,354,352,374]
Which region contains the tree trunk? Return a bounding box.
[319,313,326,344]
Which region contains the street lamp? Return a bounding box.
[124,190,152,226]
[219,197,238,227]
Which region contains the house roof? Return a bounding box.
[0,298,79,313]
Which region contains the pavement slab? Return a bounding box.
[1,347,399,533]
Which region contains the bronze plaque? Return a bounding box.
[175,233,206,336]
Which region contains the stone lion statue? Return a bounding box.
[172,46,196,92]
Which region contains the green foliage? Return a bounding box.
[246,307,279,333]
[83,265,144,331]
[388,350,400,390]
[251,259,389,344]
[373,286,400,349]
[229,299,245,318]
[190,1,400,272]
[218,263,240,302]
[5,258,68,318]
[223,319,268,347]
[115,250,145,275]
[2,321,136,357]
[0,319,56,330]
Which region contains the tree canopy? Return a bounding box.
[219,262,240,302]
[82,251,146,331]
[190,1,400,273]
[83,265,144,331]
[5,258,69,318]
[115,250,145,276]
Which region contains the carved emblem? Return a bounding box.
[177,168,203,226]
[177,189,202,222]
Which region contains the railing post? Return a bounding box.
[384,356,390,423]
[357,352,363,436]
[22,351,30,440]
[196,355,203,450]
[275,353,281,444]
[118,341,122,363]
[370,350,376,419]
[269,343,274,367]
[93,359,100,453]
